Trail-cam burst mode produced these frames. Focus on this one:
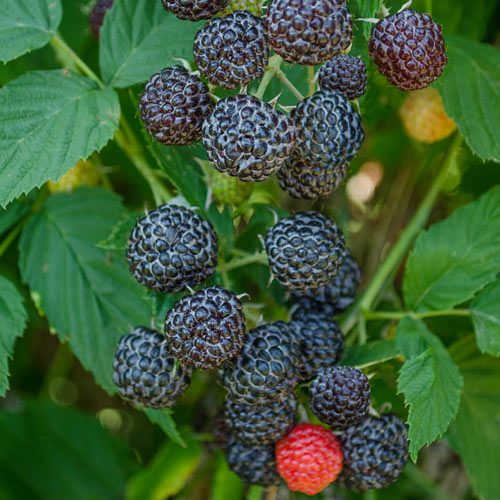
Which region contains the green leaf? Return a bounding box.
[0,70,120,207]
[97,210,142,252]
[0,275,27,396]
[211,452,244,500]
[126,434,201,500]
[470,281,500,356]
[142,408,185,447]
[354,0,382,37]
[403,186,500,312]
[0,0,62,63]
[99,0,202,88]
[341,339,399,368]
[247,486,264,500]
[447,337,500,500]
[0,196,31,237]
[0,401,135,500]
[18,188,151,394]
[396,318,463,460]
[435,36,500,163]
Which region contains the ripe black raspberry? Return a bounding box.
[278,151,348,199]
[265,211,346,292]
[368,9,447,91]
[318,55,367,100]
[291,249,362,315]
[164,286,246,370]
[127,204,218,293]
[161,0,230,20]
[288,310,344,382]
[89,0,113,40]
[339,414,410,491]
[139,66,213,146]
[309,367,370,427]
[226,437,281,486]
[113,327,192,409]
[193,11,269,90]
[220,322,301,404]
[223,392,298,445]
[265,0,353,66]
[292,90,364,172]
[202,95,296,182]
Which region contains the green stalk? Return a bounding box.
[49,32,171,205]
[342,133,463,332]
[363,308,471,321]
[217,252,268,272]
[275,68,305,100]
[0,224,23,259]
[307,65,316,96]
[254,54,283,99]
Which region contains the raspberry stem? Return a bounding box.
[362,308,470,321]
[266,485,278,500]
[307,66,316,96]
[217,252,268,272]
[254,54,283,99]
[49,31,172,206]
[342,133,464,334]
[275,68,305,100]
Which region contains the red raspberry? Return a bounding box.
[276,423,343,495]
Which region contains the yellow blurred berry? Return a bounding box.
[219,0,261,16]
[399,87,457,144]
[48,159,100,193]
[210,169,252,206]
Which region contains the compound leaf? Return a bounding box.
[99,0,202,88]
[435,36,500,163]
[0,275,27,396]
[396,318,463,460]
[470,281,500,356]
[0,70,120,207]
[403,186,500,312]
[0,0,62,63]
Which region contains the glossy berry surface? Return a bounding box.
[202,95,296,182]
[223,392,298,444]
[139,66,213,146]
[161,0,230,20]
[266,0,353,66]
[276,424,343,495]
[220,321,301,404]
[113,327,192,409]
[339,414,410,491]
[89,0,113,40]
[309,366,371,427]
[193,11,269,90]
[288,310,344,381]
[291,249,362,315]
[226,437,281,486]
[265,211,346,292]
[127,204,218,293]
[368,9,447,91]
[318,55,367,100]
[292,90,364,171]
[165,286,246,370]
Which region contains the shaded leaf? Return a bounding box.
[211,452,244,500]
[341,339,399,368]
[126,434,201,500]
[447,336,500,500]
[470,280,500,356]
[0,401,135,500]
[0,275,27,396]
[18,188,151,394]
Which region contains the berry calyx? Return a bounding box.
[276,424,343,495]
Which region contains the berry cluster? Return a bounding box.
[94,0,445,494]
